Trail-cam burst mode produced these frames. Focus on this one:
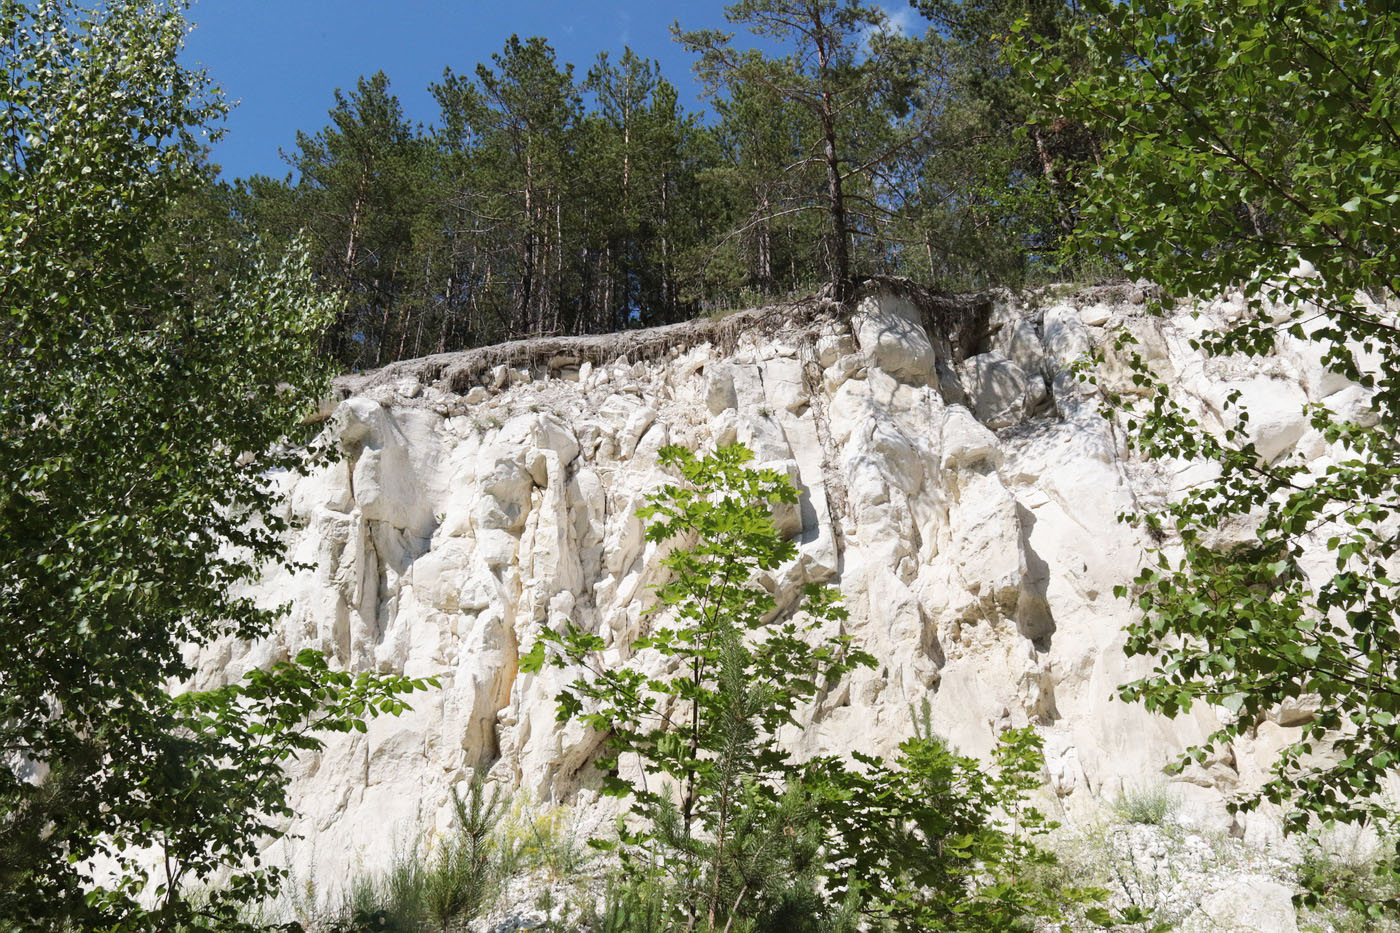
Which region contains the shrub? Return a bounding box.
[322,772,508,933]
[495,794,588,882]
[813,707,1109,932]
[595,871,675,933]
[325,852,425,933]
[421,771,509,931]
[1114,784,1178,827]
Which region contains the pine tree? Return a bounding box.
[900,0,1096,286]
[433,36,582,337]
[270,72,430,368]
[676,0,930,302]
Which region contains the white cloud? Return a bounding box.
[859,5,921,50]
[883,5,919,36]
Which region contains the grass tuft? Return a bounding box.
[1114,784,1177,826]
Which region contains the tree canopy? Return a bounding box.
[676,0,932,302]
[1022,0,1400,839]
[226,3,1105,370]
[0,1,429,925]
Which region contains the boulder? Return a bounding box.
[993,317,1047,378]
[1197,877,1298,932]
[961,351,1034,429]
[852,293,937,383]
[705,365,738,414]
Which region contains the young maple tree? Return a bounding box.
[524,443,873,928]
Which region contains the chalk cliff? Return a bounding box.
[197,283,1372,894]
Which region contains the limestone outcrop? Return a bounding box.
[197,282,1375,900]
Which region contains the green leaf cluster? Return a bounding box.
[526,444,1107,930]
[0,1,433,926]
[809,717,1109,931]
[1017,0,1400,880]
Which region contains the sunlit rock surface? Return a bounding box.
[196,282,1377,907]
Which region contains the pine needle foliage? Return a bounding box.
[421,771,509,931]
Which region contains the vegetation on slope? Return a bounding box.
[1023,0,1400,914]
[0,1,430,927]
[220,0,1100,370]
[4,0,1399,927]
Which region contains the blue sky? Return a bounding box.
[181,0,919,182]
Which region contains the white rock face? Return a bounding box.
[199,284,1378,916]
[851,291,937,383]
[1197,877,1300,933]
[961,351,1041,428]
